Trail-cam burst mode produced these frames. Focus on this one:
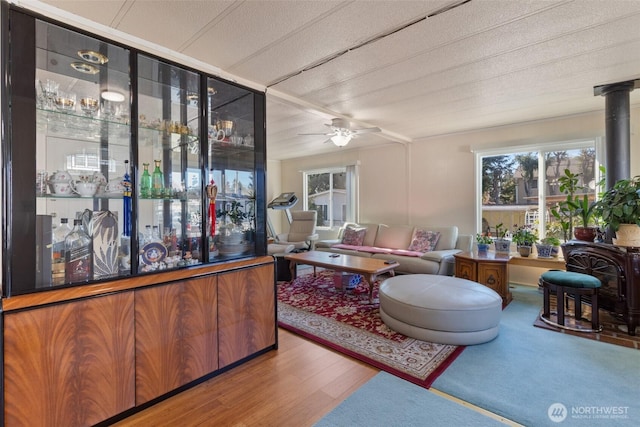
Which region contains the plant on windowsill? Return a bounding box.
[595,175,640,246]
[540,236,561,258]
[493,223,511,254]
[512,226,538,257]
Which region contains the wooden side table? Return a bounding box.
[454,252,512,305]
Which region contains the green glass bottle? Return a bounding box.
[140,162,151,198]
[152,159,164,198]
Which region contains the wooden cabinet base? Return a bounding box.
[454,252,512,305]
[2,258,276,426]
[4,293,136,426]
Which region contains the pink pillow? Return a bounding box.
[342,227,366,246]
[408,229,440,252]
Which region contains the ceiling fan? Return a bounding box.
[299,118,381,147]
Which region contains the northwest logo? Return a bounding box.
[548,403,568,423]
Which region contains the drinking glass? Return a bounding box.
[41,79,59,109]
[80,97,99,116]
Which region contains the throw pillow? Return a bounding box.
[408,229,440,252]
[342,227,366,246]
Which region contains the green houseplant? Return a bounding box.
[493,223,511,254]
[476,233,493,253]
[540,236,561,258]
[596,175,640,246]
[512,226,537,257]
[550,168,598,242]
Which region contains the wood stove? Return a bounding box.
[562,241,640,336]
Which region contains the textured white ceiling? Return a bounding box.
[33,0,640,160]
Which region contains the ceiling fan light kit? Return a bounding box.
[330,133,351,147]
[300,117,381,147]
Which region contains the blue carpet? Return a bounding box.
[314,371,505,427]
[433,285,640,426]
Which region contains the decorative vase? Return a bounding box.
[477,243,490,254]
[550,246,560,258]
[612,224,640,247]
[140,162,151,198]
[517,245,532,257]
[536,243,553,258]
[152,159,164,198]
[494,239,511,254]
[574,226,597,242]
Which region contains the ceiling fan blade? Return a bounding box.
[352,127,381,134]
[298,132,333,136]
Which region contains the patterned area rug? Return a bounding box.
[277,270,464,388]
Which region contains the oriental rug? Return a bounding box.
[277,270,464,388]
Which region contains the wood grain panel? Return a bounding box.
[3,292,135,426]
[134,275,218,405]
[455,258,476,281]
[218,264,276,368]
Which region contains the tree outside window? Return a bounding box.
[479,143,598,242]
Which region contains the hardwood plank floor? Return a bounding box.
[113,329,378,426]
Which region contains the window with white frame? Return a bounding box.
[476,139,602,242]
[303,165,358,228]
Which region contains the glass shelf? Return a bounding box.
[37,108,131,145]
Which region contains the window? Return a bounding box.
[303,165,358,228]
[476,139,602,242]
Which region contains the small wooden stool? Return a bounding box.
[540,270,602,332]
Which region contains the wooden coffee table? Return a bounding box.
[285,251,399,302]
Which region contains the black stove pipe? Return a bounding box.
[594,80,637,242]
[598,81,635,186]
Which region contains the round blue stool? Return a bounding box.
[540,270,602,332]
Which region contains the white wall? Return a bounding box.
[276,108,640,236]
[273,108,640,285]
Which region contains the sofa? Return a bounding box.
[315,223,472,275]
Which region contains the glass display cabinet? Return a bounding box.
[136,55,203,273]
[19,17,132,293]
[3,9,266,297]
[207,76,257,260]
[1,7,273,427]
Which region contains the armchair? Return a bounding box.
[276,210,319,250]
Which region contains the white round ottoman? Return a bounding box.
[379,275,502,345]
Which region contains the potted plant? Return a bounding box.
[550,168,598,242]
[493,223,511,254]
[540,236,561,258]
[216,201,250,252]
[476,233,493,253]
[595,175,640,246]
[512,226,537,257]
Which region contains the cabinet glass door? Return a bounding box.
[207,77,256,259]
[34,19,131,289]
[137,55,202,272]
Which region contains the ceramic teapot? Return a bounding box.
[71,180,98,197]
[48,169,72,183]
[92,171,108,194]
[105,177,125,194]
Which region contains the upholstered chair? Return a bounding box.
[276,210,319,250]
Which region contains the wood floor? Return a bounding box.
[112,328,378,426]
